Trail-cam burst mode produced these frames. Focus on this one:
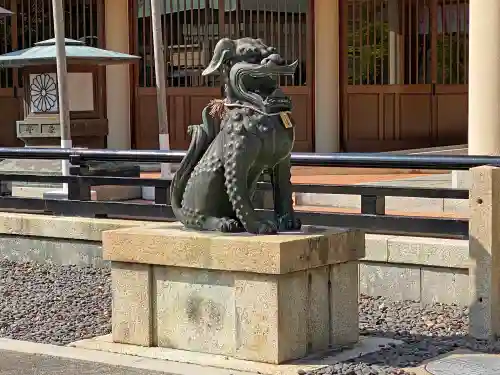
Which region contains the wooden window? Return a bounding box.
[135,0,308,88]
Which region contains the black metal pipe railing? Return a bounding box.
[0,147,480,239]
[0,147,499,170]
[289,152,500,170]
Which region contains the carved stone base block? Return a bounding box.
[102,223,365,364]
[16,119,108,148]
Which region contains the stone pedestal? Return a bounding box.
[16,114,108,148]
[102,223,364,365]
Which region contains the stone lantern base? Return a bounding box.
[16,117,110,148]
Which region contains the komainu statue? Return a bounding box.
[170,37,302,234]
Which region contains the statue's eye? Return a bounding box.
[248,48,256,54]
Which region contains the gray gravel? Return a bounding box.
[312,296,500,375]
[0,260,111,345]
[2,261,500,375]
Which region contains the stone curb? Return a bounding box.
[361,234,470,306]
[0,336,404,375]
[364,234,469,269]
[70,335,403,375]
[0,213,469,272]
[0,212,151,242]
[0,213,471,305]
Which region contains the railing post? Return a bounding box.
[253,172,274,210]
[361,195,385,215]
[253,189,274,210]
[68,163,91,201]
[154,185,170,205]
[0,181,11,196]
[469,166,500,339]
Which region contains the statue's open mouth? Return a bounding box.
[230,60,298,113]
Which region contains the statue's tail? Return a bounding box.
[170,106,220,220]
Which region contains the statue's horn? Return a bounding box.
[202,38,235,76]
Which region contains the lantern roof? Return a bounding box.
[0,7,12,17]
[0,38,141,68]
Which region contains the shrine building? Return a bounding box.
[0,0,497,156]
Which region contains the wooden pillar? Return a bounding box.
[388,0,401,84]
[468,0,500,155]
[454,0,500,189]
[105,0,131,149]
[314,0,340,152]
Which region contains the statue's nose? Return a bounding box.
[261,53,285,66]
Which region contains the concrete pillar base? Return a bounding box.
[102,223,365,364]
[469,166,500,339]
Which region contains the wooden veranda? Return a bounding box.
[341,0,469,152]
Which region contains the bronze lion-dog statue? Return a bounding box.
[170,37,302,234]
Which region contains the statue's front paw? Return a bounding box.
[277,214,302,232]
[257,220,278,234]
[247,219,278,235]
[218,217,244,233]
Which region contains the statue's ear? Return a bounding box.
[202,38,235,76]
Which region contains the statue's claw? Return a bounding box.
[254,220,278,235]
[187,124,199,136]
[277,214,302,232]
[218,217,244,233]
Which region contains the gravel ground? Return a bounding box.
[0,261,111,345]
[1,261,500,375]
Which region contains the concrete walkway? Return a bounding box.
[4,340,500,375]
[0,338,257,375]
[0,349,169,375]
